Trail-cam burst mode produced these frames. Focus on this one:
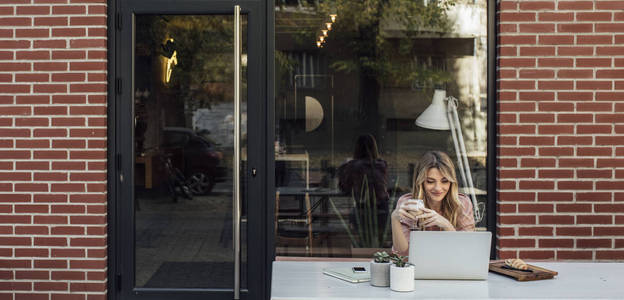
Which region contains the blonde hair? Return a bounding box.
[412,151,463,227]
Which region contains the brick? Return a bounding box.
[539,147,574,156]
[499,215,536,224]
[518,92,555,101]
[596,24,624,33]
[540,125,575,134]
[597,159,624,168]
[52,27,86,37]
[52,5,86,14]
[52,50,86,60]
[70,16,106,26]
[539,215,574,225]
[52,73,86,82]
[519,250,555,259]
[34,259,68,269]
[518,70,554,79]
[53,94,86,104]
[519,46,555,56]
[596,204,624,213]
[538,12,573,22]
[518,203,553,213]
[518,113,554,123]
[34,237,67,246]
[578,192,612,202]
[577,169,612,178]
[51,226,84,235]
[597,47,624,56]
[556,204,592,213]
[577,12,612,21]
[70,39,106,48]
[520,158,556,167]
[596,251,624,260]
[539,101,574,112]
[16,95,50,104]
[16,28,49,38]
[539,169,573,178]
[499,238,535,248]
[520,136,554,145]
[499,80,535,90]
[538,80,574,90]
[538,58,573,68]
[499,58,535,67]
[558,23,593,33]
[34,282,68,291]
[34,16,68,26]
[578,215,612,224]
[577,35,612,45]
[33,194,68,203]
[52,271,85,281]
[34,39,66,49]
[498,169,535,178]
[518,227,554,236]
[557,227,592,236]
[539,238,574,248]
[520,23,555,33]
[578,239,612,248]
[69,259,106,269]
[576,80,611,90]
[596,114,624,123]
[51,248,85,258]
[558,250,592,260]
[577,102,612,112]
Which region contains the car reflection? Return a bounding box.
[161,127,226,195]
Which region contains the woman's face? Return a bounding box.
[423,167,451,204]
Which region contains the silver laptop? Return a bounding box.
[408,231,492,280]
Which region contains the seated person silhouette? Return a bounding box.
[337,134,390,246]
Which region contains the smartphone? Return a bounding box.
[352,267,366,273]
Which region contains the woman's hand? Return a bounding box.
[391,199,424,222]
[416,208,455,231]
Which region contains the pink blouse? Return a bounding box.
[392,193,476,256]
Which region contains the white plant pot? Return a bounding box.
[390,264,415,292]
[369,260,391,287]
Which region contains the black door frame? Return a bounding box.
[107,0,269,299]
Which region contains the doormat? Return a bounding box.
[144,261,247,289]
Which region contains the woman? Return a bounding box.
[391,151,475,256]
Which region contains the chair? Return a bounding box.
[275,191,313,255]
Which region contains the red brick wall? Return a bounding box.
[0,0,108,299]
[498,0,624,260]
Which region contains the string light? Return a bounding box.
[322,29,328,37]
[325,22,332,31]
[329,14,337,22]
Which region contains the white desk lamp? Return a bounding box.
[415,89,482,222]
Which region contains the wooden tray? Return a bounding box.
[489,260,558,281]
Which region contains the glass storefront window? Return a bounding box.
[274,0,489,257]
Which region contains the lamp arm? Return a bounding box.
[446,99,468,188]
[447,97,482,223]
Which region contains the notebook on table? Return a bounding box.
[322,267,370,283]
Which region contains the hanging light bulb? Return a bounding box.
[325,22,332,31]
[316,41,322,48]
[322,29,328,37]
[319,36,325,42]
[329,14,337,23]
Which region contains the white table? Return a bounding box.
[271,261,624,299]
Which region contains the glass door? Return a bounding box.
[116,1,265,299]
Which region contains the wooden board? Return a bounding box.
[489,260,558,281]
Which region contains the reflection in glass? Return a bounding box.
[274,0,488,257]
[133,14,247,288]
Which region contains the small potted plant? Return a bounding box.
[389,253,414,292]
[370,251,391,287]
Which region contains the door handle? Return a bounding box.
[233,5,241,300]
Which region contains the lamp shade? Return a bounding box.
[415,89,450,130]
